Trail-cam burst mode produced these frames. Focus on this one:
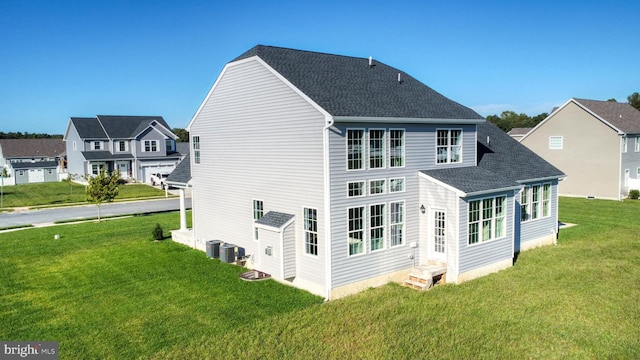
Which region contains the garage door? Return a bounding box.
[141,165,175,183]
[28,169,45,183]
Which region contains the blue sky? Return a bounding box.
[1,0,639,134]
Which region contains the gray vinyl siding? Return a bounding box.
[136,129,167,158]
[189,59,326,290]
[328,123,476,288]
[257,228,282,278]
[458,192,514,274]
[64,125,85,177]
[517,180,559,249]
[283,223,296,278]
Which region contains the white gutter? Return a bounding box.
[323,115,334,301]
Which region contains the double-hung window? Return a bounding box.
[144,140,158,152]
[436,129,462,164]
[304,208,318,256]
[192,136,200,164]
[636,136,640,152]
[92,141,102,150]
[253,200,263,240]
[622,137,628,153]
[369,129,385,169]
[521,183,551,221]
[390,201,404,246]
[348,207,365,255]
[347,129,364,170]
[468,196,506,244]
[390,129,405,167]
[370,204,385,251]
[116,141,128,152]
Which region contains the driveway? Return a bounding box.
[0,197,192,230]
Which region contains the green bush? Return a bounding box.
[152,223,164,240]
[629,189,639,200]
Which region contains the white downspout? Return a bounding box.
[323,115,334,301]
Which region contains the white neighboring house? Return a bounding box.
[63,115,184,183]
[181,45,565,300]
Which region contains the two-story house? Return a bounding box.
[0,138,66,185]
[520,98,640,200]
[183,45,565,299]
[63,115,182,182]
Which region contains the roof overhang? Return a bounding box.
[418,171,523,198]
[332,116,485,124]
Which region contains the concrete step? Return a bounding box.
[402,279,430,291]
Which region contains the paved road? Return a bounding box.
[0,197,192,229]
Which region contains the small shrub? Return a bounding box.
[152,223,164,241]
[629,189,639,200]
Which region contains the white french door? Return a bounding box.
[431,209,446,262]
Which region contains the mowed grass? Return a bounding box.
[0,181,168,208]
[0,212,322,359]
[2,198,639,359]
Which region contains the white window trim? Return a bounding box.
[390,200,405,247]
[436,128,463,164]
[92,141,103,150]
[467,195,507,246]
[624,169,630,187]
[143,140,159,152]
[252,199,264,241]
[303,207,319,257]
[346,128,365,171]
[389,177,405,193]
[520,183,552,222]
[192,136,201,165]
[116,140,129,152]
[368,178,386,196]
[622,136,628,153]
[389,128,405,168]
[635,136,640,152]
[347,206,366,257]
[369,202,386,252]
[347,181,366,198]
[368,128,386,169]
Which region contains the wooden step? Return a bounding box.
[402,279,430,291]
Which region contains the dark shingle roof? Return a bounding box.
[477,121,565,182]
[12,161,58,169]
[81,151,133,160]
[96,115,172,139]
[507,127,532,136]
[166,153,191,185]
[573,99,640,134]
[421,122,565,195]
[0,139,66,158]
[70,117,108,139]
[233,45,483,120]
[255,211,295,229]
[70,116,172,140]
[421,167,519,194]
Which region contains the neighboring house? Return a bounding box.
[0,139,66,185]
[507,127,532,141]
[520,98,640,200]
[183,45,565,300]
[63,115,183,182]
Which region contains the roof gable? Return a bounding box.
[231,45,483,120]
[572,99,640,134]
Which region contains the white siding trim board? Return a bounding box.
[333,116,485,125]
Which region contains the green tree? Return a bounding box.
[86,169,121,221]
[172,128,189,142]
[628,92,640,111]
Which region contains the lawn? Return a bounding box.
[1,198,639,359]
[0,181,169,208]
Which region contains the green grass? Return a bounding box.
[1,198,639,359]
[0,181,169,208]
[0,212,321,359]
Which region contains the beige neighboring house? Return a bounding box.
[520,98,640,200]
